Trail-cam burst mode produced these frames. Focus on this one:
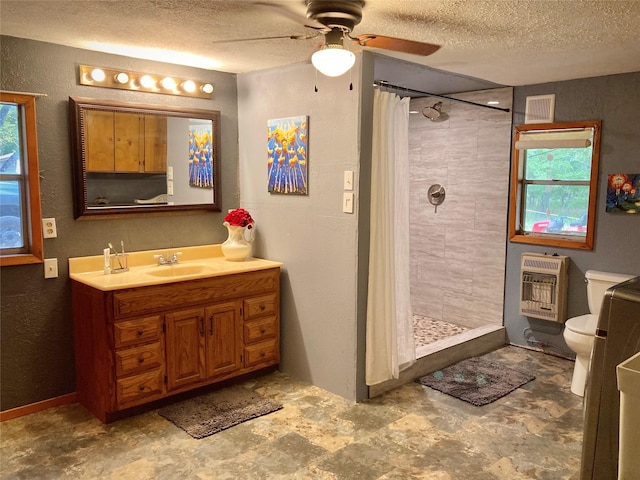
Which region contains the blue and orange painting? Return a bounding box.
[267,116,308,195]
[189,124,214,189]
[606,173,640,214]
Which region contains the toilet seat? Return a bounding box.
[565,314,599,336]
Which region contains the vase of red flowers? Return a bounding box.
[221,208,255,261]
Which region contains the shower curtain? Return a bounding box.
[365,89,415,386]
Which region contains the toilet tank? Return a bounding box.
[586,270,636,315]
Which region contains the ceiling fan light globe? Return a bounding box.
[311,47,355,77]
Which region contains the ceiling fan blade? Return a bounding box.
[209,34,319,45]
[354,34,440,56]
[254,2,330,32]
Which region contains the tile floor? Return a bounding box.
[0,346,583,479]
[413,315,468,348]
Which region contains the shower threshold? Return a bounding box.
[368,324,505,398]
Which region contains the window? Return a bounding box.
[0,92,43,266]
[508,120,601,250]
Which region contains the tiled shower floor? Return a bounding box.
[413,314,468,348]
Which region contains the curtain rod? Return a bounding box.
[373,81,510,113]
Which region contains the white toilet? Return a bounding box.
[563,270,635,396]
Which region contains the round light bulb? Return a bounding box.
[311,47,355,77]
[182,80,196,93]
[161,77,176,90]
[115,72,129,84]
[90,68,106,82]
[201,83,214,94]
[139,75,155,89]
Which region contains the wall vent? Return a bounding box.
[524,94,555,124]
[520,252,569,322]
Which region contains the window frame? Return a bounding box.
[0,92,44,266]
[508,120,601,250]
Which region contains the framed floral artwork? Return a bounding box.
[606,173,640,214]
[267,116,308,195]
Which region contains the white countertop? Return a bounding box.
[69,244,282,291]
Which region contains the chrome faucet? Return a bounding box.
[154,251,182,266]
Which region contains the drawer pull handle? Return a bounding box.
[260,305,266,311]
[139,385,146,391]
[138,357,145,364]
[260,351,266,357]
[260,328,266,334]
[136,330,144,336]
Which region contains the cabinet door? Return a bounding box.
[205,301,242,379]
[114,112,142,172]
[144,115,167,173]
[84,110,115,172]
[165,307,205,391]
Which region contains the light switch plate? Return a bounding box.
[42,217,57,238]
[343,170,354,191]
[44,258,58,278]
[343,192,355,213]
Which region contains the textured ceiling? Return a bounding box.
[2,0,640,88]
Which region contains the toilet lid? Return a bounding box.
[566,314,599,335]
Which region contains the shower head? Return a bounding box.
[422,102,448,121]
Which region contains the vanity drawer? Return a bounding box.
[244,293,278,321]
[244,316,277,344]
[116,368,164,408]
[244,340,278,368]
[115,342,163,377]
[114,315,162,349]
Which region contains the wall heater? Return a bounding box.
[520,253,569,323]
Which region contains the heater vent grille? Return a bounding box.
[520,252,569,323]
[525,94,555,124]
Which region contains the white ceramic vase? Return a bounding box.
[221,222,255,261]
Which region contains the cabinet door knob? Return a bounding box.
[139,385,146,391]
[136,330,144,336]
[260,351,266,357]
[260,328,266,334]
[138,357,145,364]
[260,305,266,311]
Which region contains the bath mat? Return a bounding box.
[158,386,283,439]
[417,356,535,406]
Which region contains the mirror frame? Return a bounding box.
[69,96,221,219]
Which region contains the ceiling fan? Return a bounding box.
[255,0,441,77]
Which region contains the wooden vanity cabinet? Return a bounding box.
[164,301,243,391]
[72,267,280,423]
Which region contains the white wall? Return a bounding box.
[237,60,365,400]
[409,88,513,329]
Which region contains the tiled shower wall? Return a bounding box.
[409,87,513,329]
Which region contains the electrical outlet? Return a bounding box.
[42,217,57,238]
[44,258,58,278]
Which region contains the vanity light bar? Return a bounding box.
[78,65,213,99]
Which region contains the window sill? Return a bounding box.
[1,253,44,267]
[509,233,593,250]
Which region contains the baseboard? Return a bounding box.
[0,392,77,422]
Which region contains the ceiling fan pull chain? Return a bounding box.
[349,66,353,91]
[314,68,318,93]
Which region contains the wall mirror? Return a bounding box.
[69,97,221,219]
